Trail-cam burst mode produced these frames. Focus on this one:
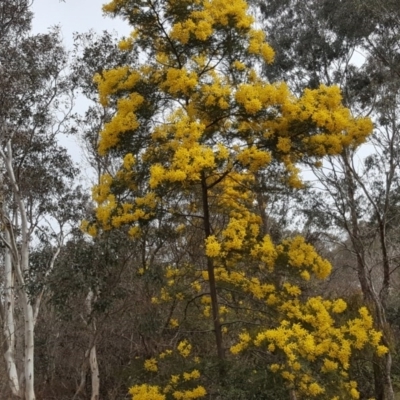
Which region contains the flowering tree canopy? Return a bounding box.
[83,0,386,397]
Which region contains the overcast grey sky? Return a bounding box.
[31,0,131,44]
[30,0,132,177]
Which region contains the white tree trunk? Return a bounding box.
[2,229,21,398]
[1,143,36,400]
[89,345,99,400]
[20,200,35,400]
[86,290,100,400]
[1,129,65,399]
[21,293,35,400]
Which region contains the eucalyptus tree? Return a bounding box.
[0,1,83,399]
[51,31,145,400]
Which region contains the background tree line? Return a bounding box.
[0,0,399,399]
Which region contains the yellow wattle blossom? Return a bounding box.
[93,66,141,106]
[144,358,158,372]
[177,339,192,358]
[172,386,207,399]
[300,270,310,281]
[279,236,332,279]
[169,318,179,328]
[236,146,272,172]
[219,305,228,315]
[118,37,133,51]
[98,93,144,155]
[159,350,173,359]
[229,287,386,397]
[247,29,274,63]
[170,375,180,385]
[332,299,347,313]
[123,153,135,169]
[322,358,339,373]
[251,235,277,270]
[277,137,291,153]
[204,235,221,257]
[183,370,201,381]
[376,345,389,356]
[230,330,252,354]
[202,305,211,317]
[81,220,97,237]
[161,68,198,95]
[232,60,246,70]
[307,382,325,396]
[270,364,280,372]
[283,283,302,296]
[128,226,141,238]
[129,384,166,400]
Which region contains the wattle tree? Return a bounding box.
[84,0,387,397]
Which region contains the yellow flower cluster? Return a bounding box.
[129,384,166,400]
[161,68,198,95]
[148,115,218,188]
[278,236,332,279]
[200,72,231,110]
[247,29,275,63]
[98,93,144,155]
[80,219,97,237]
[91,0,373,237]
[169,0,254,45]
[144,358,158,372]
[230,330,252,354]
[93,66,140,106]
[177,339,192,358]
[172,386,207,399]
[170,13,213,44]
[231,302,387,398]
[236,146,272,172]
[141,216,383,400]
[250,235,277,270]
[204,235,221,257]
[183,369,201,381]
[129,344,206,400]
[159,350,173,359]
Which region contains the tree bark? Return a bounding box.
[201,172,224,360]
[89,345,100,400]
[21,294,35,400]
[2,229,20,398]
[1,142,36,400]
[86,290,100,400]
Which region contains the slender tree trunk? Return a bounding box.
[2,142,36,400]
[21,293,35,400]
[255,173,269,237]
[1,156,21,397]
[289,389,297,400]
[72,355,88,400]
[20,193,35,400]
[72,338,100,400]
[86,290,100,400]
[89,345,99,400]
[2,229,20,398]
[201,173,224,360]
